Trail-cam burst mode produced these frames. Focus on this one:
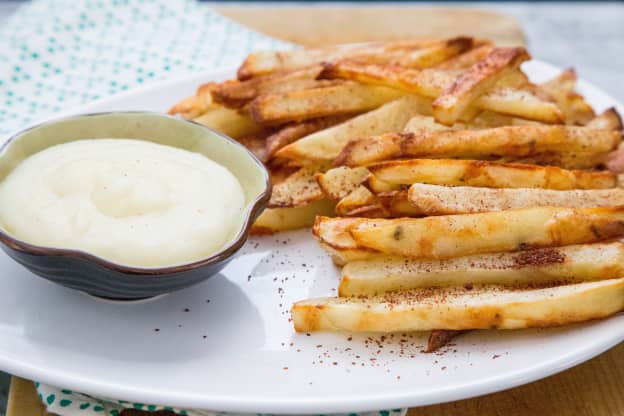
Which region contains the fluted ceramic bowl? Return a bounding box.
[0,112,271,299]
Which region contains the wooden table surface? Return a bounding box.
[7,5,622,416]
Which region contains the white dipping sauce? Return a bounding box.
[0,139,246,267]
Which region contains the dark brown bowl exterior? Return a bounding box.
[0,112,271,299]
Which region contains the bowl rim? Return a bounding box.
[0,111,272,275]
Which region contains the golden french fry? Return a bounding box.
[249,82,405,124]
[315,166,370,201]
[292,278,624,332]
[349,206,624,259]
[169,82,219,118]
[251,199,335,235]
[339,242,624,296]
[587,108,623,130]
[275,95,431,164]
[334,186,387,218]
[540,69,595,125]
[269,167,324,208]
[365,159,616,192]
[192,106,263,140]
[396,36,474,68]
[322,58,561,124]
[407,183,624,215]
[432,47,531,124]
[436,44,494,70]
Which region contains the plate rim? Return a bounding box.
[1,60,623,414]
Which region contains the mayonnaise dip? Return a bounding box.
[0,139,246,267]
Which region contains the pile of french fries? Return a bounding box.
[170,37,624,351]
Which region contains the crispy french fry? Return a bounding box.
[336,126,619,167]
[396,37,474,68]
[339,242,624,296]
[349,206,624,259]
[292,278,624,332]
[264,115,351,162]
[322,59,562,124]
[540,69,595,125]
[269,167,324,208]
[192,106,263,140]
[237,40,445,80]
[407,183,624,215]
[365,159,616,192]
[587,108,623,130]
[334,186,387,218]
[315,166,370,201]
[436,44,494,70]
[502,151,609,170]
[312,216,385,265]
[249,82,405,124]
[214,66,346,108]
[376,190,423,217]
[251,199,335,235]
[275,95,431,164]
[169,82,219,118]
[432,47,531,124]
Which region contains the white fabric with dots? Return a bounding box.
[0,0,289,137]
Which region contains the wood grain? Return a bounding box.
[214,6,526,47]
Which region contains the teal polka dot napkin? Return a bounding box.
[36,382,407,416]
[0,0,289,137]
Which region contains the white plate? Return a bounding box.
[0,61,623,414]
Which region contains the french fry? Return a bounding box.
[348,206,624,259]
[334,186,387,218]
[500,151,610,170]
[403,114,457,133]
[275,95,431,164]
[251,199,335,235]
[264,115,351,162]
[540,69,595,125]
[432,47,531,124]
[192,106,263,140]
[339,242,624,296]
[292,278,624,332]
[322,58,563,125]
[250,82,405,124]
[336,126,619,167]
[396,37,474,68]
[269,167,324,208]
[376,190,423,217]
[237,40,447,80]
[169,82,218,118]
[435,44,494,70]
[214,66,345,108]
[315,166,370,201]
[312,216,385,265]
[407,183,624,215]
[365,159,616,192]
[587,108,623,130]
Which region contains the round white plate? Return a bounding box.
[0,61,622,414]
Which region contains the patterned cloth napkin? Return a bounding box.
[0,0,289,137]
[36,382,407,416]
[3,1,404,415]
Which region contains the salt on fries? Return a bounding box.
[170,36,624,351]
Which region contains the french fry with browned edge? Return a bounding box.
[339,242,624,296]
[269,167,324,208]
[192,106,264,140]
[587,108,623,130]
[432,47,531,124]
[348,206,624,259]
[335,186,387,218]
[365,159,616,192]
[407,183,624,215]
[321,49,563,124]
[292,278,624,332]
[336,125,619,167]
[250,82,405,124]
[275,95,431,164]
[315,166,370,201]
[251,199,335,235]
[540,69,595,125]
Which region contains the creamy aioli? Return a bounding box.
[0,139,246,267]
